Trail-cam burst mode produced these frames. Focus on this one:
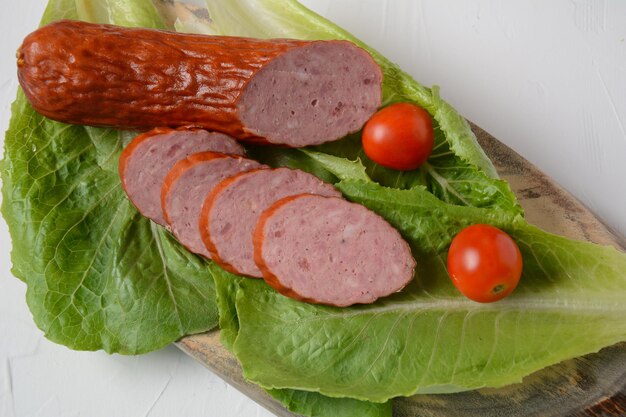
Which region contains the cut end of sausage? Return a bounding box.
[119,127,244,226]
[202,168,341,277]
[237,41,383,147]
[254,194,416,307]
[162,153,263,258]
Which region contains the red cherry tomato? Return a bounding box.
[447,224,523,303]
[362,102,434,171]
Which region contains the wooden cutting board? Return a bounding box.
[176,122,626,417]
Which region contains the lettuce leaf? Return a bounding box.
[265,386,392,417]
[75,0,164,28]
[212,265,392,417]
[223,159,626,401]
[0,0,218,354]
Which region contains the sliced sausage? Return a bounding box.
[119,127,244,226]
[162,153,263,258]
[201,168,341,277]
[254,194,416,307]
[18,20,383,147]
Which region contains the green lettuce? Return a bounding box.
[212,264,392,417]
[224,157,626,401]
[75,0,164,28]
[0,0,218,354]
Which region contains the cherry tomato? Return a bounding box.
[362,102,434,171]
[447,224,523,303]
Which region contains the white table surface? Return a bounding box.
[1,1,625,416]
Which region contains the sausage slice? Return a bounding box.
[201,168,341,277]
[119,127,244,226]
[18,20,382,147]
[162,153,263,258]
[254,194,416,307]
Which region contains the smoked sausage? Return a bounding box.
[253,194,416,307]
[119,127,243,226]
[200,168,340,277]
[161,152,263,258]
[17,20,383,147]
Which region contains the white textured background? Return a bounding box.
[1,1,625,416]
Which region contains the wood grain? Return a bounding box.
[176,123,626,417]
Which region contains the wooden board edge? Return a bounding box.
[175,331,299,417]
